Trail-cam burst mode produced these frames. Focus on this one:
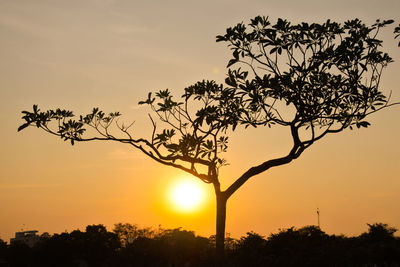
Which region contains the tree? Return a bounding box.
[18,17,398,259]
[361,223,397,241]
[113,223,154,247]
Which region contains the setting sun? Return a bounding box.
[169,180,205,212]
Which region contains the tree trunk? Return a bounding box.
[216,192,227,261]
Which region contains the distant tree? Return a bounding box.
[113,223,139,247]
[262,226,333,266]
[156,228,212,265]
[113,223,154,247]
[352,223,400,266]
[39,232,51,240]
[233,232,268,266]
[115,226,213,267]
[230,225,398,267]
[361,223,397,241]
[33,225,120,266]
[84,224,121,255]
[18,16,399,259]
[267,226,329,248]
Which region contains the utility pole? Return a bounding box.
[317,208,320,229]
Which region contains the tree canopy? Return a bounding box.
[19,17,397,184]
[18,16,399,257]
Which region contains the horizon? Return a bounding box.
[6,220,400,245]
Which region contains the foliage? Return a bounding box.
[113,223,154,247]
[217,17,394,135]
[361,223,397,241]
[395,24,400,46]
[1,223,400,267]
[18,82,233,184]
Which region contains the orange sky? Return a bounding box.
[1,0,400,242]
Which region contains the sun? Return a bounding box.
[169,179,204,212]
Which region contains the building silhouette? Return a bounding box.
[10,230,39,247]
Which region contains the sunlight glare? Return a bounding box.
[170,180,204,212]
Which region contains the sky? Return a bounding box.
[1,0,400,242]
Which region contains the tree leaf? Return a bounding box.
[17,123,30,132]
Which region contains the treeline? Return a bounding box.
[0,223,399,267]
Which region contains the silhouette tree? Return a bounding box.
[361,223,397,241]
[351,223,400,266]
[233,232,268,266]
[113,223,154,247]
[395,24,400,46]
[18,17,398,259]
